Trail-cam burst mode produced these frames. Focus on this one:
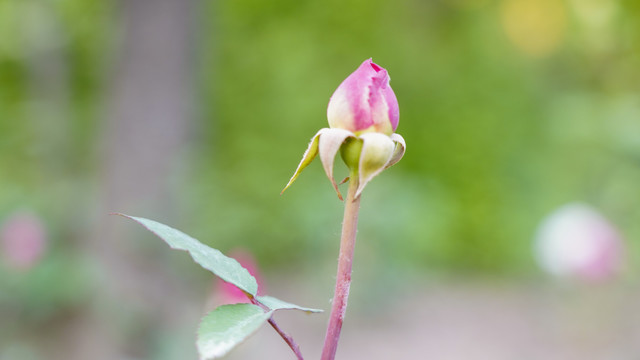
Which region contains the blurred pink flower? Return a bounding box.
[1,211,48,271]
[216,250,264,304]
[534,203,623,282]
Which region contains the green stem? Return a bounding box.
[321,172,361,360]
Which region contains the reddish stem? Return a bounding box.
[268,318,304,360]
[251,297,304,360]
[321,175,361,360]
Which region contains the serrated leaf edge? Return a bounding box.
[256,295,323,314]
[114,213,258,295]
[196,304,274,360]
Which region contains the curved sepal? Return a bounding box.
[355,133,395,198]
[385,133,406,169]
[281,129,322,194]
[318,128,356,200]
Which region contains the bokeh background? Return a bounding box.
[1,0,640,359]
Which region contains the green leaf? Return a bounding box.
[117,214,258,296]
[197,304,273,360]
[256,295,323,313]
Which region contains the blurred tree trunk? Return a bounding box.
[79,0,199,359]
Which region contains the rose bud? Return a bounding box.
[282,59,405,200]
[327,58,399,136]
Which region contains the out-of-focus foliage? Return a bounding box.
[195,0,640,274]
[1,0,639,274]
[0,0,109,356]
[0,0,108,177]
[2,0,640,358]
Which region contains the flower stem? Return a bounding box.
[321,173,361,360]
[267,318,304,360]
[250,297,304,360]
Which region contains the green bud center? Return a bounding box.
[340,137,363,172]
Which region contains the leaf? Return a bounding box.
[197,304,273,360]
[256,295,323,313]
[117,214,258,296]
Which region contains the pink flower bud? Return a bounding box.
[327,59,399,136]
[1,212,47,271]
[534,203,623,282]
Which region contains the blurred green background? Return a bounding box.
[1,0,639,359]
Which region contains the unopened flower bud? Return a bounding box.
[283,59,405,200]
[327,59,399,136]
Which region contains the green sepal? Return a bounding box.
[339,136,364,173]
[281,129,322,195]
[355,133,395,198]
[318,128,356,200]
